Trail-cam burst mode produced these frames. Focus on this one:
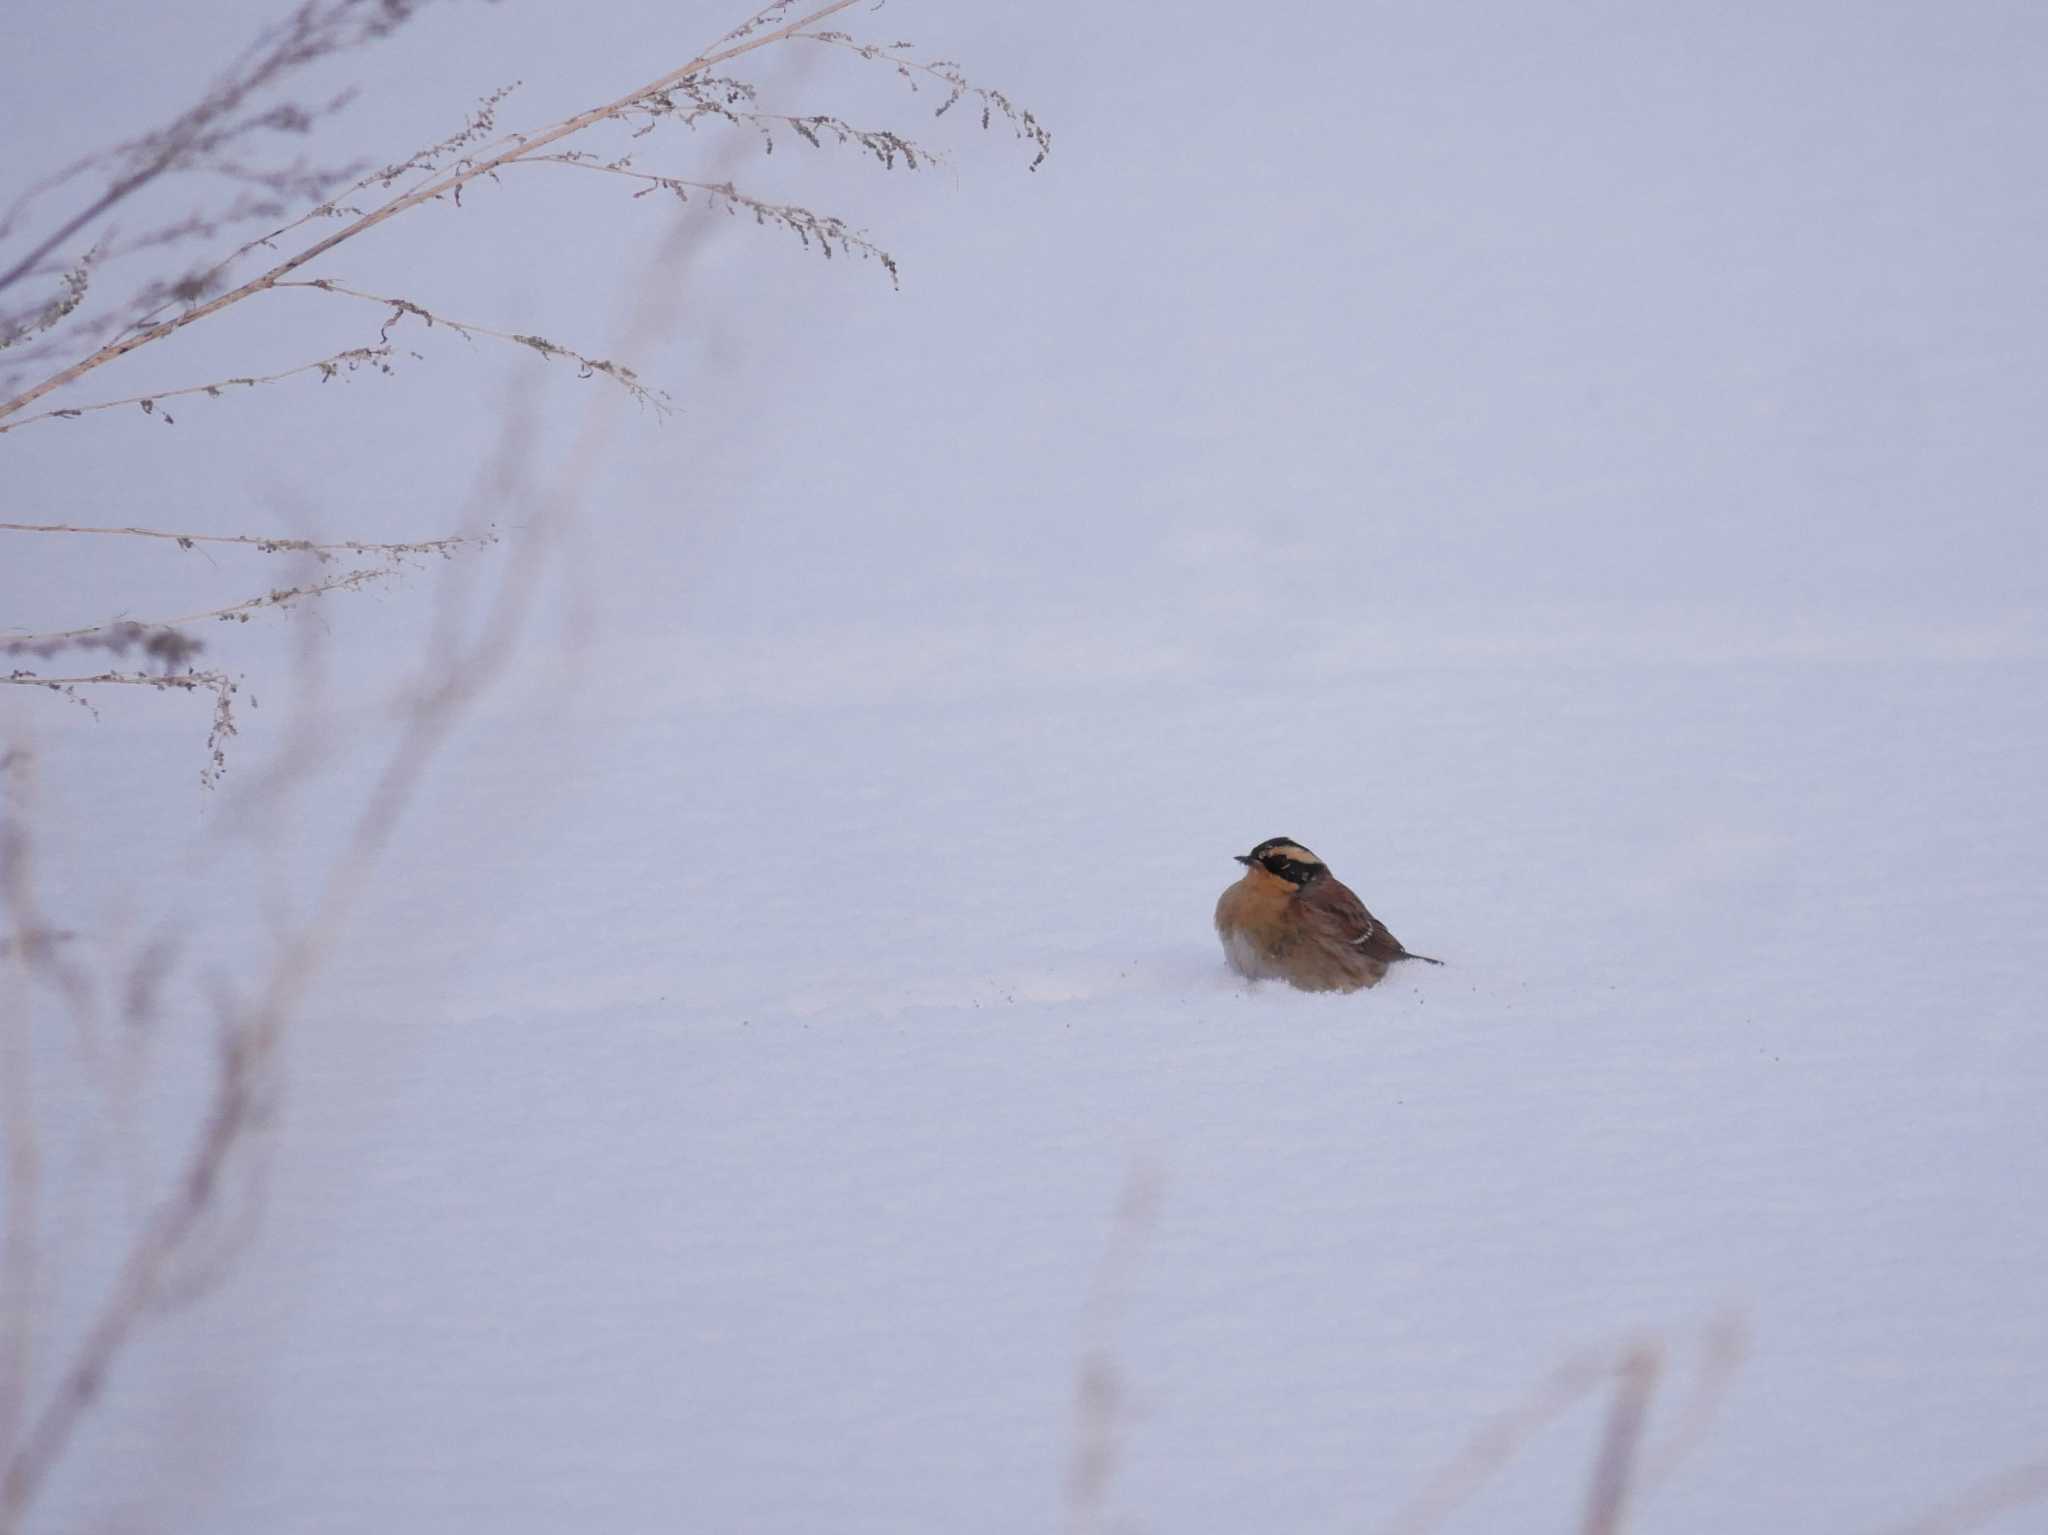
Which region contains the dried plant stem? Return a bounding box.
[1375,1317,1753,1535]
[0,998,32,1481]
[0,0,862,426]
[0,150,171,303]
[0,769,43,1489]
[0,673,227,692]
[1878,1454,2048,1535]
[795,31,1051,168]
[5,562,405,653]
[0,1010,253,1528]
[111,81,529,344]
[1378,1344,1625,1535]
[0,3,1051,1520]
[274,279,670,410]
[1064,1162,1162,1535]
[1579,1348,1658,1535]
[0,672,240,787]
[522,157,898,284]
[0,56,740,1501]
[1636,1313,1746,1495]
[0,522,483,559]
[0,511,532,1525]
[0,346,397,435]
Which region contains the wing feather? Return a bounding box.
[1302,877,1437,966]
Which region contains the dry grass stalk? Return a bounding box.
[521,155,901,286]
[0,0,437,332]
[1377,1317,1744,1535]
[0,391,542,1524]
[1064,1162,1162,1535]
[1578,1347,1659,1535]
[6,562,412,654]
[0,522,485,560]
[275,279,673,411]
[1877,1453,2048,1535]
[0,0,864,425]
[0,345,404,435]
[6,0,1049,780]
[0,4,1050,1526]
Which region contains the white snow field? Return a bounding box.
[23,613,2048,1534]
[9,0,2048,1531]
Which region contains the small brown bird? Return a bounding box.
[1215,836,1442,992]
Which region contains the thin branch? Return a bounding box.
[0,522,489,561]
[0,260,93,352]
[524,156,898,286]
[0,4,1047,1516]
[0,758,44,1484]
[1636,1313,1747,1496]
[4,563,408,656]
[0,985,256,1524]
[622,74,942,172]
[0,673,225,693]
[0,672,240,788]
[0,0,865,425]
[796,32,1052,169]
[1377,1341,1641,1535]
[1876,1454,2048,1535]
[0,346,400,435]
[764,111,936,168]
[8,175,346,290]
[0,344,556,1522]
[112,81,525,346]
[1064,1163,1162,1535]
[275,279,671,411]
[1579,1348,1659,1535]
[0,0,431,298]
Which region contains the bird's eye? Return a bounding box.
[1261,855,1291,875]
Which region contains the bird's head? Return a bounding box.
[1234,837,1327,888]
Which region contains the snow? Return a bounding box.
[9,1,2048,1531]
[21,629,2048,1533]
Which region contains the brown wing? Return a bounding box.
[1302,876,1436,966]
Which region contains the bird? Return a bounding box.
[1215,836,1442,992]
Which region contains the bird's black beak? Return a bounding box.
[1234,854,1255,866]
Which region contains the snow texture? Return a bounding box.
[8,1,2048,1532]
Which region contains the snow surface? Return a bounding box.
[8,1,2048,1532]
[22,634,2048,1534]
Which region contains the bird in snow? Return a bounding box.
[1215,836,1442,992]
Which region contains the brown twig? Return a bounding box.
[275,278,672,410]
[0,672,239,787]
[0,5,1049,1521]
[620,74,942,171]
[1579,1347,1659,1535]
[0,0,864,425]
[1377,1343,1627,1535]
[0,346,401,435]
[795,31,1051,169]
[0,756,46,1487]
[4,563,407,655]
[112,79,529,342]
[1876,1454,2048,1535]
[0,521,487,561]
[0,672,226,693]
[0,0,416,298]
[1064,1162,1162,1535]
[1637,1312,1747,1495]
[0,994,260,1525]
[523,156,898,285]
